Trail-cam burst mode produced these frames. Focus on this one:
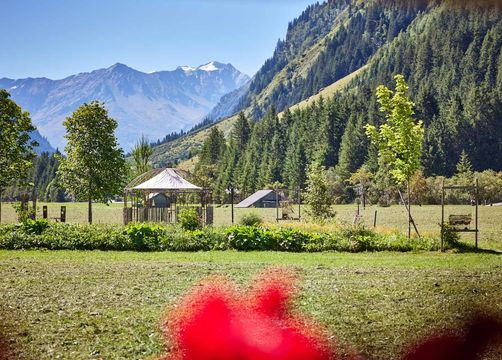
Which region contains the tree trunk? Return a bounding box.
[407,180,411,239]
[0,190,2,225]
[88,197,92,224]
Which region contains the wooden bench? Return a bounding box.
[449,214,472,230]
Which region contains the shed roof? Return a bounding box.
[129,168,201,192]
[235,189,275,208]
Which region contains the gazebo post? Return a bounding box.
[135,192,139,223]
[174,191,177,223]
[144,191,149,222]
[123,191,128,225]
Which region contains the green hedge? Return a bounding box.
[0,221,441,252]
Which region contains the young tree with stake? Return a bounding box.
[57,101,126,224]
[365,75,424,238]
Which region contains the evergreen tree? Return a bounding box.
[336,113,367,179]
[199,127,226,165]
[131,134,153,178]
[456,150,473,175]
[304,160,334,220]
[283,125,307,190]
[232,112,251,152]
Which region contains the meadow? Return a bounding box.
[1,202,501,250]
[0,250,501,360]
[1,202,501,359]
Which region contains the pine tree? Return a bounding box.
[304,160,334,220]
[232,112,251,152]
[456,150,473,175]
[336,113,367,179]
[283,125,307,190]
[199,127,226,165]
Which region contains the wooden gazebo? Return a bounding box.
[123,168,212,225]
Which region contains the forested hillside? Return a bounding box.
[4,152,66,202]
[234,0,427,118]
[349,1,502,175]
[191,0,502,202]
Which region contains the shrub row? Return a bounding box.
[225,225,441,252]
[0,220,444,252]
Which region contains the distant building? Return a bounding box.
[235,190,280,208]
[148,193,171,208]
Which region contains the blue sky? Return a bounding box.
[1,0,318,79]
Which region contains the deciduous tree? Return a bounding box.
[0,90,37,223]
[57,101,126,223]
[365,74,424,237]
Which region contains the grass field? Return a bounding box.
[2,202,501,250]
[0,251,501,359]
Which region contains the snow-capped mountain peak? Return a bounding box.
[198,62,219,72]
[180,65,196,72]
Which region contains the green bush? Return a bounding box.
[0,221,441,253]
[160,227,225,251]
[225,226,270,250]
[21,219,50,235]
[125,223,163,251]
[239,212,263,226]
[178,208,201,231]
[440,223,461,249]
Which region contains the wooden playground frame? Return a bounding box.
[441,179,479,251]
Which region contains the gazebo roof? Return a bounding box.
[125,168,202,192]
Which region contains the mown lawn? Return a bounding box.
[0,250,501,359]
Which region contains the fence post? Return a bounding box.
[373,210,378,228]
[60,206,66,223]
[31,194,37,220]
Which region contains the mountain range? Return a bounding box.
[0,61,249,150]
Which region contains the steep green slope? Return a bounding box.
[150,114,239,167]
[338,1,502,175]
[238,0,427,118]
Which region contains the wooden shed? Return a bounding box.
[235,189,280,208]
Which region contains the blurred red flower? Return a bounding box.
[160,268,334,360]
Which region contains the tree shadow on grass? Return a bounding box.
[451,242,502,255]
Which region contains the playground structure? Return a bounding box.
[441,179,479,251]
[123,168,213,226]
[275,188,302,222]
